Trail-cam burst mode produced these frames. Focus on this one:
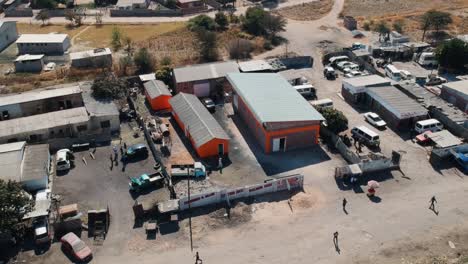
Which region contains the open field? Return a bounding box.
[17,23,186,51]
[274,0,334,21]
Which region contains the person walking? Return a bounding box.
[333,231,339,253]
[429,196,437,211]
[195,251,202,264]
[342,198,348,214]
[218,156,223,174]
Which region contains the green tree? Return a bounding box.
[215,12,229,30]
[262,13,286,40]
[134,48,155,74]
[375,21,390,42]
[0,180,34,239]
[35,10,50,26]
[242,7,268,36]
[165,0,177,9]
[111,27,122,51]
[33,0,56,9]
[393,20,404,33]
[92,73,128,99]
[436,38,468,71]
[188,15,216,31]
[119,55,133,76]
[123,36,134,56]
[160,56,172,66]
[318,107,348,134]
[196,29,218,62]
[156,66,173,85]
[420,10,452,41]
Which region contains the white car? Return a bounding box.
[364,112,387,128]
[56,149,72,171]
[337,61,359,71]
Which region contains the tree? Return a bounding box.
[160,56,172,66]
[242,7,268,36]
[0,180,34,239]
[262,13,286,40]
[74,12,84,26]
[215,12,229,30]
[33,0,56,9]
[134,48,155,74]
[156,66,173,85]
[165,0,177,9]
[318,107,348,134]
[119,55,133,76]
[375,21,390,42]
[123,37,134,56]
[35,10,50,26]
[111,27,122,51]
[420,10,452,41]
[188,15,216,31]
[436,38,468,71]
[65,9,75,25]
[92,73,128,99]
[393,20,404,33]
[227,38,253,60]
[196,29,218,62]
[95,11,103,25]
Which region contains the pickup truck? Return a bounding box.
[170,162,206,178]
[129,172,164,192]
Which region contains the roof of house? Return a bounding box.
[16,34,69,44]
[22,144,49,182]
[15,54,44,62]
[144,80,171,99]
[178,0,201,3]
[0,85,81,107]
[173,61,239,83]
[81,82,119,117]
[367,86,428,119]
[70,48,111,60]
[139,73,156,82]
[169,93,229,148]
[238,60,274,72]
[427,130,462,148]
[343,75,391,88]
[442,80,468,96]
[116,0,146,6]
[0,107,89,139]
[227,73,324,124]
[0,141,26,182]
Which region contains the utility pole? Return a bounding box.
[187,166,193,252]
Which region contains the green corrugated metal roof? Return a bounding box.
[227,73,324,123]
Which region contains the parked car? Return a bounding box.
[415,131,432,145]
[351,126,380,148]
[56,149,73,171]
[201,98,216,113]
[323,66,337,80]
[125,144,148,160]
[426,76,447,86]
[337,61,359,71]
[328,55,348,66]
[363,112,387,129]
[60,232,92,262]
[33,216,50,245]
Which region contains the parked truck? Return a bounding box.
[129,172,164,192]
[170,162,206,178]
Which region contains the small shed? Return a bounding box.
[343,16,357,30]
[14,54,44,73]
[144,80,172,111]
[170,93,229,158]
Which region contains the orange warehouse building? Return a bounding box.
[169,93,229,158]
[227,73,324,154]
[144,80,172,111]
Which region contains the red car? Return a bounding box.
[415,130,432,144]
[61,232,92,262]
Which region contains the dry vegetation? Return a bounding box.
[274,0,334,21]
[342,0,468,41]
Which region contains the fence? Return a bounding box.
[320,126,361,164]
[4,7,32,17]
[278,56,313,69]
[110,8,182,17]
[178,174,304,210]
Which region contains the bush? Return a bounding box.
[134,48,155,74]
[227,38,253,60]
[362,21,371,31]
[215,12,229,30]
[393,20,404,33]
[91,74,128,99]
[111,27,122,51]
[242,7,286,39]
[188,15,216,31]
[436,38,468,71]
[156,66,173,86]
[317,107,348,134]
[196,29,219,62]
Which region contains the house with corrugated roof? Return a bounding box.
[227,73,324,153]
[170,93,229,158]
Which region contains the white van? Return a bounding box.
[418,52,437,67]
[329,55,349,66]
[351,126,380,147]
[385,64,401,81]
[294,84,315,98]
[415,119,443,134]
[310,98,333,109]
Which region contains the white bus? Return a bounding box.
[385,64,402,81]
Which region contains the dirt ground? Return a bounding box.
[274,0,334,21]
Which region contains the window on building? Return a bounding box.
[66,100,72,109]
[29,134,41,142]
[2,110,9,120]
[58,101,65,109]
[7,138,18,143]
[77,125,88,132]
[100,120,111,129]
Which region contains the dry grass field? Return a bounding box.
[274,0,334,21]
